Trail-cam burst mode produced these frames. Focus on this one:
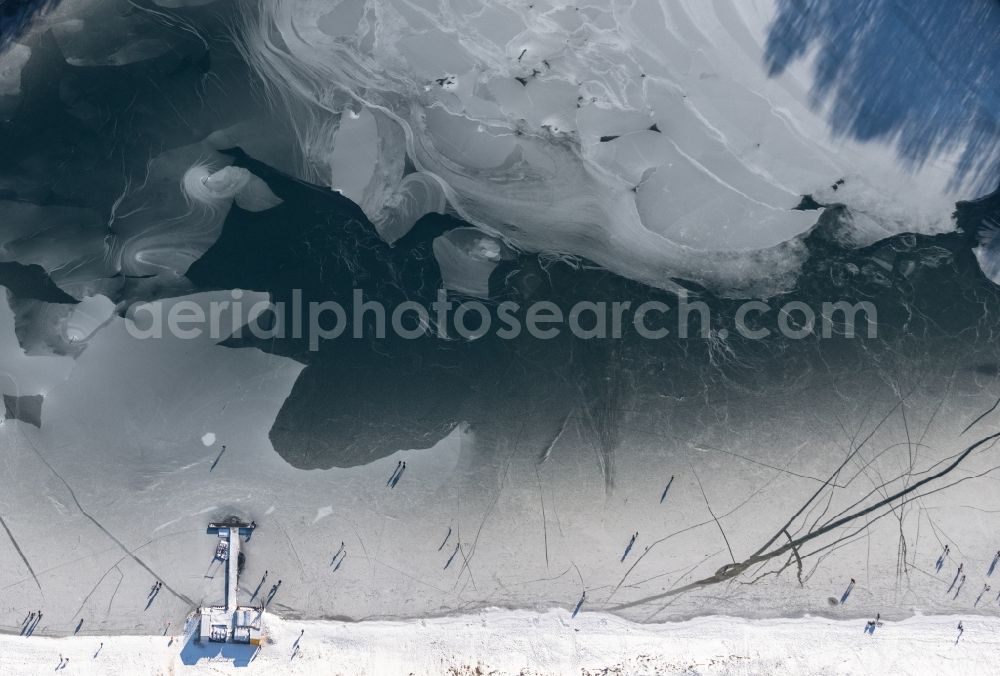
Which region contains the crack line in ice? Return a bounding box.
[10,425,196,607]
[0,513,42,592]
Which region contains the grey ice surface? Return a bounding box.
[2,289,1000,636]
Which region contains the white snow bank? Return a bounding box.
[0,609,995,675]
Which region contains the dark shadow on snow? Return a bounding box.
[764,0,1000,191]
[179,632,257,667]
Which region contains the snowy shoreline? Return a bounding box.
[1,608,996,675]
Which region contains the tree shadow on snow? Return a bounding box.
[765,0,1000,192]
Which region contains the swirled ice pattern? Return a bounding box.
[234,0,1000,296]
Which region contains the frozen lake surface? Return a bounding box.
[1,1,1000,673]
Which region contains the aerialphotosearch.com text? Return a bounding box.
[125,289,878,350]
